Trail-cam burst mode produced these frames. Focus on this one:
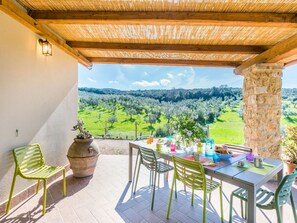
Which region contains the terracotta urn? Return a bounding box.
[284,161,297,175]
[67,138,100,177]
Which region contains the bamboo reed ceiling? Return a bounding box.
[3,0,297,70]
[48,24,297,46]
[16,0,297,12]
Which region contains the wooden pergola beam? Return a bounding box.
[68,41,268,54]
[88,57,241,68]
[32,11,297,27]
[235,32,297,74]
[0,0,92,69]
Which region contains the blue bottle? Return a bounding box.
[205,138,214,156]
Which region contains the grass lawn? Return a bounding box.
[79,105,296,145]
[78,106,166,138]
[209,108,244,145]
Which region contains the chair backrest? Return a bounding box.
[172,155,205,191]
[139,147,157,171]
[223,144,251,154]
[13,144,44,175]
[275,168,297,206]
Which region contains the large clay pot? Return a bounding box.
[284,161,297,174]
[67,138,100,177]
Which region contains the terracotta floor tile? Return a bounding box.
[1,155,296,223]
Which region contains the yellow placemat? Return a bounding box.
[235,162,275,175]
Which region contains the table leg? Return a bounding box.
[278,169,284,221]
[129,145,133,182]
[247,187,256,223]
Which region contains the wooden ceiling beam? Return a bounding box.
[285,59,297,67]
[235,32,297,74]
[0,0,92,69]
[32,11,297,27]
[68,41,268,54]
[88,57,241,68]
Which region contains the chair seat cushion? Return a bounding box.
[21,165,64,179]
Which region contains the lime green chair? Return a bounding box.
[6,144,66,215]
[167,155,224,223]
[229,168,297,223]
[133,147,174,210]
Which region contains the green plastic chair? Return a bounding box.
[229,168,297,223]
[167,155,224,223]
[133,147,174,210]
[6,144,67,215]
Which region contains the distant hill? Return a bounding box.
[79,87,242,102]
[79,87,297,102]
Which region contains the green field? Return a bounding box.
[78,88,297,144]
[79,104,297,145]
[78,106,166,138]
[79,105,245,143]
[209,108,244,145]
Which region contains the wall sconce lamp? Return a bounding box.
[39,39,52,56]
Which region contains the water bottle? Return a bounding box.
[205,138,214,156]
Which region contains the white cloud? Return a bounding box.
[160,79,171,86]
[144,71,148,76]
[177,72,186,77]
[108,80,119,84]
[121,64,135,68]
[167,73,174,79]
[87,78,97,83]
[132,80,160,87]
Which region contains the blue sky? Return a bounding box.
[78,64,297,90]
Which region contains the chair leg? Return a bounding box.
[276,203,282,223]
[6,169,17,214]
[151,171,157,210]
[244,201,247,220]
[290,192,297,223]
[42,179,47,215]
[36,180,40,194]
[158,172,160,188]
[167,176,176,219]
[219,184,224,223]
[229,193,234,223]
[209,176,213,202]
[203,189,207,223]
[174,178,177,199]
[133,158,141,194]
[63,169,66,196]
[240,200,244,218]
[191,187,194,206]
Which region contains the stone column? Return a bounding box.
[241,63,283,159]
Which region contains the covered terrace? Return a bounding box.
[1,0,297,222]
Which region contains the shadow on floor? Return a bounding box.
[0,174,92,223]
[115,181,228,223]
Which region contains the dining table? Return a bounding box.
[128,140,284,223]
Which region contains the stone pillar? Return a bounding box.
[241,63,283,159]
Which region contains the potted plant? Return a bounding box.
[282,125,297,174]
[174,113,206,148]
[67,120,100,177]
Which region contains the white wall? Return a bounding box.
[0,11,78,203]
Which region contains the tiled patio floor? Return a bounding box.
[1,155,296,223]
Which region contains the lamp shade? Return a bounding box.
[39,39,52,56]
